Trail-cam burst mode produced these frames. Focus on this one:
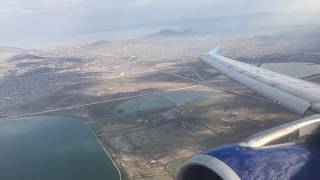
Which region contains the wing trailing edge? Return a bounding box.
[200,48,320,116]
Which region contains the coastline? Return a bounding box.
[0,114,124,180]
[86,122,123,180]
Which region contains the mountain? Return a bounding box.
[143,29,200,38]
[106,12,320,38]
[83,40,112,48]
[0,46,27,62]
[9,53,43,61]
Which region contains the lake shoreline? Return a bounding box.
[0,115,121,180]
[86,122,123,180]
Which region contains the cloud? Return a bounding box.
[282,0,320,13]
[1,0,319,23]
[0,0,320,46]
[128,0,157,6]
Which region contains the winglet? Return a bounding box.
[209,47,221,56]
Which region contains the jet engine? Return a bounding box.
[177,115,320,180]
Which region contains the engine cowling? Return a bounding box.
[177,115,320,180]
[177,143,320,180]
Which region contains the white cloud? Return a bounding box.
[283,0,320,13]
[0,0,320,46]
[128,0,158,6]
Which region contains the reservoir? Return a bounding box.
[116,91,217,114]
[0,116,119,180]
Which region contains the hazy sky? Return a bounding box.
[1,0,320,47]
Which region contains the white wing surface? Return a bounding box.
[200,47,320,116]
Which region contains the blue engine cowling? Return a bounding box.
[176,143,320,180]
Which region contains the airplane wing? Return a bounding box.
[177,48,320,180]
[199,47,320,116]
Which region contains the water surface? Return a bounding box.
[0,116,119,180]
[116,91,216,114]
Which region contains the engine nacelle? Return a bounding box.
[177,143,320,180]
[177,115,320,180]
[176,151,240,180]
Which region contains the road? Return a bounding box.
[1,85,201,121]
[1,64,272,121]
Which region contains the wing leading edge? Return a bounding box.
[200,47,320,116]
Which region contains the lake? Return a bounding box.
[0,116,119,180]
[116,91,217,114]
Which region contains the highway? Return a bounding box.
[1,85,202,121]
[1,63,272,121]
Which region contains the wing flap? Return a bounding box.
[200,50,320,116]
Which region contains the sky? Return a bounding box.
[0,0,320,47]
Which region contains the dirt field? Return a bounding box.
[2,35,319,179]
[36,67,299,180]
